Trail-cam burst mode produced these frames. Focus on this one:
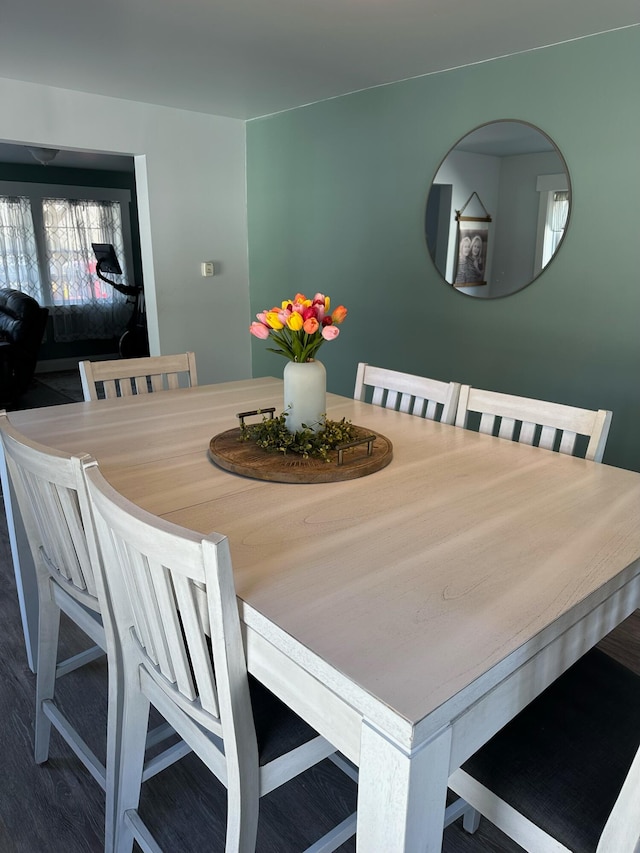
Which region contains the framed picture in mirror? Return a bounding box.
[454,221,488,287]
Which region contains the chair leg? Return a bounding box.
[113,680,151,853]
[104,649,125,853]
[462,807,481,833]
[34,591,61,764]
[225,755,259,853]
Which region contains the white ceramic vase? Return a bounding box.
[283,359,326,433]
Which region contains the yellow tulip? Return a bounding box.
[287,312,304,331]
[264,311,284,330]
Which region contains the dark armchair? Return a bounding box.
[0,289,49,406]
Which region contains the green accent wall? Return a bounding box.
[247,27,640,471]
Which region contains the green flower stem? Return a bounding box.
[266,327,325,362]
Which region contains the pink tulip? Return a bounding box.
[321,325,340,341]
[249,322,270,339]
[302,306,318,321]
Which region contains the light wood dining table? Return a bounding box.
[4,377,640,851]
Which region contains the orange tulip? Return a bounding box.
[331,305,348,324]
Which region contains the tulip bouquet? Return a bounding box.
[250,292,347,362]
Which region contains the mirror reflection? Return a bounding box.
[425,120,571,298]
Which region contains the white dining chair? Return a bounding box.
[454,385,612,462]
[354,363,460,425]
[0,413,188,851]
[449,647,640,852]
[79,352,198,401]
[83,461,357,853]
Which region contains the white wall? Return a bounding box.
[491,150,565,298]
[0,76,250,385]
[432,149,501,295]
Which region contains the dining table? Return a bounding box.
[4,376,640,852]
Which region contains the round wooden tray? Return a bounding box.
[209,425,393,483]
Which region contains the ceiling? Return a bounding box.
[1,0,639,124]
[454,122,555,157]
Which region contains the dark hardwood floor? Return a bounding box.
[1,373,638,852]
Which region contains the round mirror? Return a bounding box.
[425,120,571,298]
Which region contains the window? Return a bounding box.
[0,182,134,342]
[541,190,569,268]
[0,196,41,297]
[534,173,570,277]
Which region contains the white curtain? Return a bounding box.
[547,190,569,258]
[43,198,130,341]
[542,190,570,267]
[551,191,569,233]
[0,197,43,299]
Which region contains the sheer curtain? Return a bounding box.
[546,190,569,260]
[0,197,43,299]
[43,198,130,341]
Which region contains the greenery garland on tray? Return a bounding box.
[239,411,360,461]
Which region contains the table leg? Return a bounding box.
[356,720,452,852]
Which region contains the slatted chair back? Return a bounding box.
[79,352,198,401]
[0,415,188,853]
[354,363,460,425]
[0,413,98,611]
[84,463,356,853]
[0,412,113,794]
[85,463,232,731]
[454,385,612,462]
